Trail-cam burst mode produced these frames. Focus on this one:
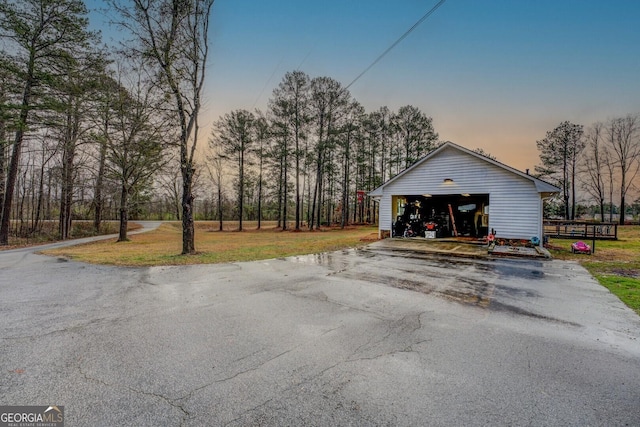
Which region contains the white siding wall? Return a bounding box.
[380,194,393,232]
[379,147,542,240]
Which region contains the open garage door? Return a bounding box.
[392,194,489,238]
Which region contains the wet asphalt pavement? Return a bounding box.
[1,231,639,426]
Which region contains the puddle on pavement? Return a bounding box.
[488,300,580,326]
[492,262,546,280]
[334,270,435,294]
[371,248,549,281]
[439,281,572,325]
[289,248,564,324]
[494,284,538,298]
[289,251,363,272]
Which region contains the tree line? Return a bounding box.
[536,116,640,224]
[0,0,439,249]
[14,0,632,254]
[0,0,212,252]
[209,70,439,232]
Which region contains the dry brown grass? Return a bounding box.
[43,222,379,266]
[0,221,141,250]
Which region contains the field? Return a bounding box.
[43,222,379,266]
[547,225,640,315]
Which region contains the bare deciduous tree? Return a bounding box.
[112,0,214,254]
[581,123,608,221]
[205,155,225,231]
[606,114,640,224]
[102,63,167,241]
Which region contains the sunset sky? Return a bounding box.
[91,0,640,172]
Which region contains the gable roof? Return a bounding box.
[369,141,560,196]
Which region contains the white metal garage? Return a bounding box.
[369,142,560,242]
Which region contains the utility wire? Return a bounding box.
[296,44,316,71]
[345,0,448,90]
[252,56,285,109]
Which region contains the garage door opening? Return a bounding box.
[392,194,489,239]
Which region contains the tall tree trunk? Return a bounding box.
[181,164,195,254]
[30,159,46,234]
[18,167,28,236]
[46,170,52,221]
[563,148,569,220]
[238,151,244,231]
[571,162,576,220]
[0,56,35,245]
[118,184,129,242]
[295,116,301,231]
[341,130,351,229]
[295,163,300,230]
[356,191,360,224]
[311,116,325,230]
[304,161,311,226]
[314,159,323,229]
[282,148,288,230]
[0,121,6,217]
[276,154,283,229]
[257,155,263,230]
[217,179,223,231]
[619,151,627,225]
[310,166,319,229]
[59,137,75,239]
[94,137,107,233]
[29,166,36,232]
[607,164,614,223]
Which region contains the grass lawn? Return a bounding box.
[547,225,640,315]
[43,222,379,266]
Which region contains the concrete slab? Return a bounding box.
[370,237,489,258]
[489,244,551,258]
[373,238,553,259]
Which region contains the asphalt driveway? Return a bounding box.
[1,234,639,426]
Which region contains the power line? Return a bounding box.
[345,0,448,90]
[252,56,285,109]
[296,43,316,71]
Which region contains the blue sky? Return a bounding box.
[90,0,640,171]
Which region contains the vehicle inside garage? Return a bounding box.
[392,194,489,239]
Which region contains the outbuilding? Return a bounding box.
[369,142,560,243]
